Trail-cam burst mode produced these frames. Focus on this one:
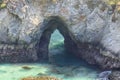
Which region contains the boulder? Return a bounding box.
[97,71,111,80]
[108,71,120,80]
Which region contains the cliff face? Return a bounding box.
[0,0,120,69]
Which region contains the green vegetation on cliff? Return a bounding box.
[107,0,120,5]
[104,0,120,13]
[0,0,6,9]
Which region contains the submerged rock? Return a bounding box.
[0,0,120,69]
[22,66,33,70]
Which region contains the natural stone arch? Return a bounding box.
[36,16,74,61]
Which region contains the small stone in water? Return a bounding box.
[22,66,33,70]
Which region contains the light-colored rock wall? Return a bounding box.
[1,0,120,68]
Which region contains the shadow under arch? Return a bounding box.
[36,16,75,61]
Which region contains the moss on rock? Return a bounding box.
[0,0,6,9]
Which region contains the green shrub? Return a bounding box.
[0,0,6,9]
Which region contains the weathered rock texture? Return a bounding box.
[108,71,120,80]
[0,0,120,69]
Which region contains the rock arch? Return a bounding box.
[36,16,75,61]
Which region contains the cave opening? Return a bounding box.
[36,16,74,62]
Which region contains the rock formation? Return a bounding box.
[0,0,120,69]
[108,71,120,80]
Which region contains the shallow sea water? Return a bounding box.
[0,30,101,80]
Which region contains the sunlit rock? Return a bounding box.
[21,76,62,80]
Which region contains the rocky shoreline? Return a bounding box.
[0,0,120,79]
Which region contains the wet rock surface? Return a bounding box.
[0,0,120,69]
[108,71,120,80]
[97,71,111,80]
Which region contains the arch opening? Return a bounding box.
[49,29,64,54]
[36,16,74,61]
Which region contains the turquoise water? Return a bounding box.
[0,30,101,80]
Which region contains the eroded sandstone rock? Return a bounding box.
[0,0,120,69]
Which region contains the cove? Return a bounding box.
[0,29,101,80]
